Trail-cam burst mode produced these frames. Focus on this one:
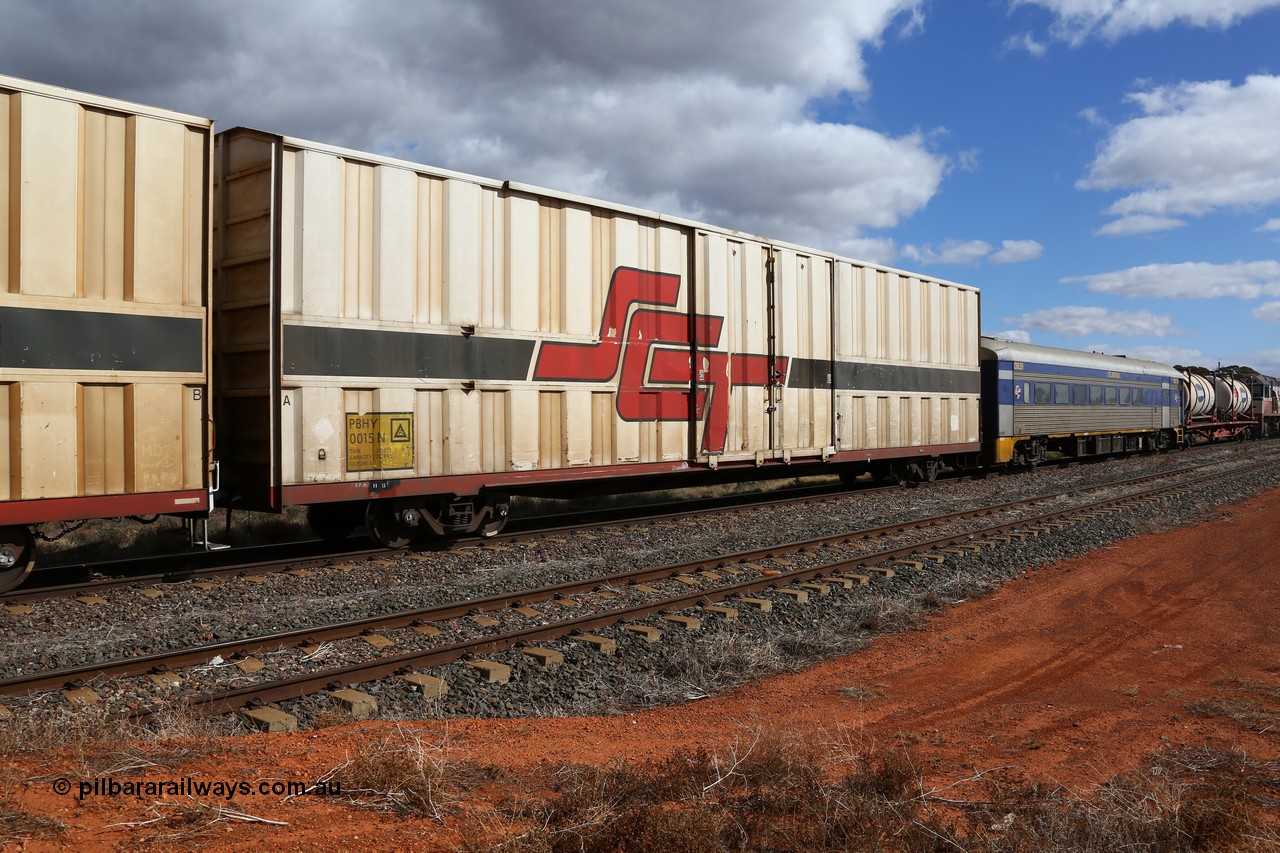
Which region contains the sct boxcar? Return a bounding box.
[0,75,214,590]
[980,337,1183,466]
[213,129,981,547]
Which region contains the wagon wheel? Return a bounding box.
[0,526,36,594]
[366,501,417,549]
[887,461,914,487]
[478,498,511,538]
[918,460,939,482]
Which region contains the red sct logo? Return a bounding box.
[532,267,783,455]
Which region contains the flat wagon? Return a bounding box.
[1181,368,1273,443]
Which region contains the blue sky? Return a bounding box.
[863,1,1280,372]
[2,1,1279,371]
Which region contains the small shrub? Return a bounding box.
[481,740,1278,852]
[330,725,460,819]
[1187,697,1280,732]
[0,802,65,843]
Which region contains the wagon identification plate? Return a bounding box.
[345,412,414,472]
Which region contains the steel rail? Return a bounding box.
[0,459,1244,702]
[168,468,1222,718]
[1,480,874,603]
[9,443,1267,604]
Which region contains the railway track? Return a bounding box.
[2,440,1251,606]
[2,479,874,603]
[2,452,1270,730]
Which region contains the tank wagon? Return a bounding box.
[1180,368,1271,442]
[0,75,214,591]
[979,338,1183,466]
[213,129,981,547]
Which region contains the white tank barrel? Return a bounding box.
[1214,376,1252,417]
[1182,372,1215,418]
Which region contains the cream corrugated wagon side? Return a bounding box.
[0,75,214,590]
[214,128,981,547]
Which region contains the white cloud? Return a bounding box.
[985,329,1033,343]
[1079,76,1280,225]
[0,0,941,257]
[903,237,1042,266]
[1015,0,1280,43]
[1095,215,1187,236]
[990,239,1044,264]
[1002,306,1181,337]
[1078,106,1108,128]
[1252,302,1280,322]
[1002,32,1048,56]
[843,236,900,266]
[902,239,992,265]
[1258,219,1280,232]
[955,149,982,172]
[1242,348,1280,375]
[1063,260,1280,299]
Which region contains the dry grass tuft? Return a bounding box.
[0,801,66,843]
[1187,696,1280,732]
[839,684,885,701]
[0,704,143,772]
[913,590,948,613]
[477,729,948,852]
[137,799,224,842]
[1188,677,1280,733]
[839,595,928,636]
[329,724,470,819]
[960,747,1280,852]
[0,701,235,783]
[459,735,1279,853]
[1210,676,1280,702]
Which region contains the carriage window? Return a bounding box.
[1034,382,1052,404]
[1072,384,1087,404]
[1054,383,1070,404]
[1105,386,1117,405]
[1014,380,1031,404]
[1118,387,1131,405]
[1133,387,1144,404]
[1089,385,1103,405]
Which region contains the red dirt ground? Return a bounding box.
[6,488,1280,850]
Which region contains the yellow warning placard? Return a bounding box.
[345,412,414,472]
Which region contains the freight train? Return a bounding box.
[0,74,1270,592]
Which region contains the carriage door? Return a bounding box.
[768,246,835,461]
[692,235,834,463]
[692,232,775,462]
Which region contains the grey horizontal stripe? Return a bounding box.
[284,325,536,380]
[789,358,980,394]
[0,306,203,373]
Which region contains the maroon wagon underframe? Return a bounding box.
[0,490,210,526]
[280,441,982,507]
